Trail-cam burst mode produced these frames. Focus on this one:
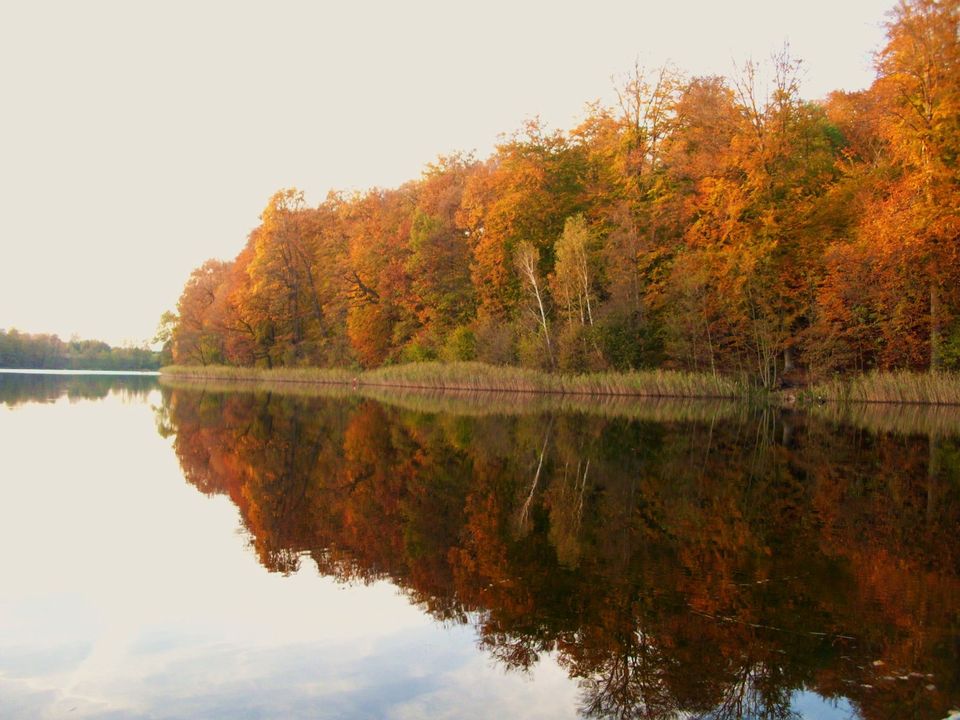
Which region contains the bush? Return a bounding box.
[474,317,516,365]
[399,342,437,363]
[516,332,553,370]
[557,324,590,373]
[441,326,477,362]
[599,312,663,370]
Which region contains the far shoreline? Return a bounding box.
[0,368,160,376]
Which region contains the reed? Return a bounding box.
[160,364,356,385]
[807,370,960,406]
[161,362,745,399]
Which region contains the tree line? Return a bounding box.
[0,329,160,370]
[164,0,959,387]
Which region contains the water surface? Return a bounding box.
[1,373,957,719]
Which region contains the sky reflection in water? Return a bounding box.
[0,377,572,719]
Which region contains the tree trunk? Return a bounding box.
[930,282,942,372]
[532,277,554,366]
[783,345,795,374]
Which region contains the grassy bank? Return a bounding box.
[160,364,960,405]
[160,361,745,399]
[806,371,960,406]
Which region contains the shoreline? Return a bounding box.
[159,372,740,400]
[159,362,745,400]
[159,362,960,407]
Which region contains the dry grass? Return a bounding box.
[808,371,960,406]
[161,362,745,399]
[159,364,356,386]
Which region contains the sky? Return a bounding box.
[0,0,894,347]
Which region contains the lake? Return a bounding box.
[1,372,957,719]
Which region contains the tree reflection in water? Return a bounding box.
[0,371,156,407]
[159,386,960,720]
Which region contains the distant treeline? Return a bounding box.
[0,329,161,370]
[164,0,959,387]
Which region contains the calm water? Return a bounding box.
[1,373,958,720]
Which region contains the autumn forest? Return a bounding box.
[164,0,959,389]
[4,3,960,718]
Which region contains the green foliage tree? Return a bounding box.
[0,329,160,369]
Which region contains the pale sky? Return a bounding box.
[0,0,893,347]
